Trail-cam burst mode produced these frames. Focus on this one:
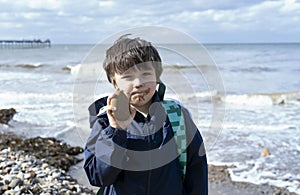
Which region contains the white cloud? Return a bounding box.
[0,0,299,43]
[19,12,41,19]
[0,12,10,20]
[1,22,23,29]
[190,0,262,10]
[16,0,62,10]
[281,0,300,11]
[168,0,300,32]
[98,0,115,7]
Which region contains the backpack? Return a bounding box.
[158,82,187,179]
[161,99,187,179]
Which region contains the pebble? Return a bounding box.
[23,173,31,179]
[42,163,49,169]
[0,150,95,194]
[8,179,22,188]
[261,147,271,157]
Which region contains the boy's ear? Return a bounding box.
[157,82,166,101]
[111,79,117,88]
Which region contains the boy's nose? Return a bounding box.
[133,78,144,88]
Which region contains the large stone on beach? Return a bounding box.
[8,178,23,188]
[0,108,17,124]
[261,148,270,157]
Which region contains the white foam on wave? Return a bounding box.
[0,62,84,75]
[223,94,274,106]
[0,63,45,69]
[223,122,295,131]
[197,119,297,133]
[52,121,77,137]
[0,92,73,106]
[227,159,300,194]
[165,90,218,102]
[62,64,82,75]
[163,90,300,107]
[222,91,300,107]
[0,92,74,127]
[207,114,300,194]
[16,63,45,69]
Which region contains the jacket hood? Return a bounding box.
[88,96,108,128]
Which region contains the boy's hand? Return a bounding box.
[107,90,136,130]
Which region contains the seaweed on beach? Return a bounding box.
[0,133,83,171]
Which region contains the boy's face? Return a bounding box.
[113,63,157,107]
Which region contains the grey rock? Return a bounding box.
[8,178,22,188]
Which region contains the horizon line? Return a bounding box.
[51,41,300,45]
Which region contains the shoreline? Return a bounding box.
[208,165,295,195]
[0,132,296,195]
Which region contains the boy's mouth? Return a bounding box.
[131,88,151,101]
[131,88,150,96]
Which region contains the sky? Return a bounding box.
[0,0,300,44]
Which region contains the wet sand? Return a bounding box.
[208,165,295,195]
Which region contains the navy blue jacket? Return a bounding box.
[84,93,208,195]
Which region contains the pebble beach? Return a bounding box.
[0,132,295,195]
[0,132,95,195]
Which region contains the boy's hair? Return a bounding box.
[103,35,163,84]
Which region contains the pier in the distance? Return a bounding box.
[0,39,51,49]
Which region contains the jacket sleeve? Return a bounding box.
[83,100,127,187]
[182,107,208,195]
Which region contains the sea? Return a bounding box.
[0,43,299,194]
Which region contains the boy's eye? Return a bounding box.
[143,72,153,76]
[121,75,134,81]
[121,75,133,80]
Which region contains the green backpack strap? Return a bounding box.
[161,99,187,179]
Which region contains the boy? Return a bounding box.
[84,35,208,195]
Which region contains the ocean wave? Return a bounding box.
[163,91,300,106]
[0,63,217,75]
[169,90,300,106]
[164,90,218,102]
[164,64,193,69]
[0,63,46,69]
[0,92,73,103]
[221,91,300,106]
[164,64,214,70]
[228,159,300,194]
[231,66,277,73]
[0,63,81,75]
[61,64,81,75]
[15,63,45,69]
[219,122,296,131]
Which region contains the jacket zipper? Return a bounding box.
[146,116,151,195]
